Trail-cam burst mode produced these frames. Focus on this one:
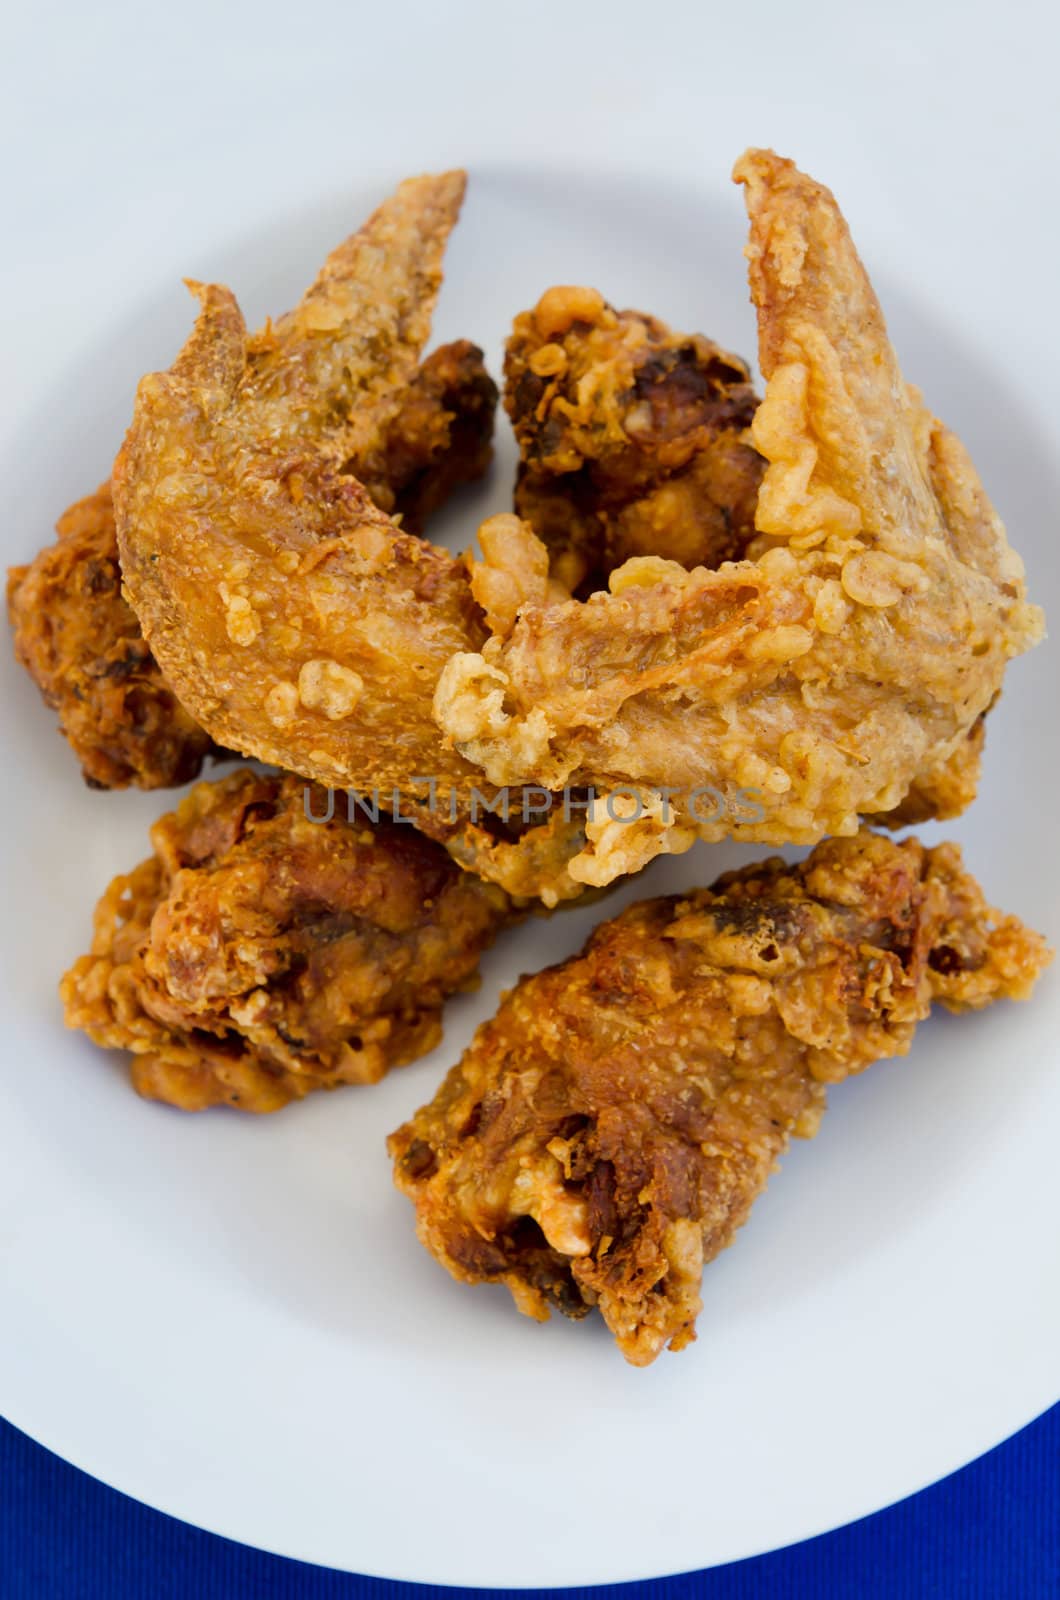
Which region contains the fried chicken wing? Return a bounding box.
[502,284,992,829]
[112,171,588,902]
[390,831,1051,1364]
[8,339,497,789]
[504,288,763,591]
[61,769,512,1112]
[435,151,1043,887]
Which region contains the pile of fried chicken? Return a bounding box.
[10,152,1051,1365]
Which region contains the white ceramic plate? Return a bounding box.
[2,3,1058,1587]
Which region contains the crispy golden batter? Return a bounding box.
[435,150,1043,887]
[504,287,763,591]
[390,831,1051,1365]
[61,769,512,1112]
[884,712,988,828]
[7,485,217,789]
[112,170,588,901]
[503,285,990,829]
[373,338,498,534]
[8,341,496,789]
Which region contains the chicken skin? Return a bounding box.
[504,287,763,592]
[503,288,991,827]
[8,483,218,790]
[111,170,588,902]
[390,830,1051,1365]
[435,151,1043,891]
[61,769,512,1111]
[8,340,496,790]
[371,338,497,532]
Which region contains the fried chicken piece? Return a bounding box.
[372,338,498,534]
[390,831,1051,1365]
[504,287,763,592]
[8,340,496,789]
[7,484,216,789]
[61,769,512,1112]
[505,291,993,829]
[112,170,587,902]
[435,151,1044,889]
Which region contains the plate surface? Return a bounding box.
[1,4,1058,1587]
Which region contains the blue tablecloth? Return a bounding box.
[1,1405,1057,1596]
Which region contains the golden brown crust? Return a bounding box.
[6,484,217,789]
[882,712,988,829]
[502,285,994,832]
[504,288,763,591]
[112,172,589,902]
[7,343,496,790]
[390,830,1051,1364]
[434,150,1043,888]
[375,339,498,534]
[61,769,512,1111]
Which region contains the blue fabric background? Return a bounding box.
[1,1405,1056,1597]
